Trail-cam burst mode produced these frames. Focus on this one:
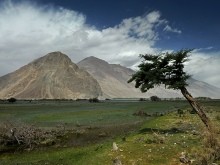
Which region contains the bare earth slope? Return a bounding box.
[0,52,102,99]
[78,56,220,99]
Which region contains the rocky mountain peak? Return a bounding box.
[79,56,109,66]
[0,52,102,99]
[32,51,74,68]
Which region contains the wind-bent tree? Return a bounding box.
[128,49,212,131]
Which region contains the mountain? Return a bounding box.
[1,53,219,99]
[78,56,220,99]
[0,52,102,99]
[187,78,220,99]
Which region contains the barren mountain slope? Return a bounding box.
[0,52,102,99]
[78,56,220,99]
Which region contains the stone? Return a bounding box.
[112,157,122,165]
[112,142,118,151]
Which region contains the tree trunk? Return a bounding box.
[180,87,212,132]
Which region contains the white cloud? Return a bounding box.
[163,25,182,34]
[0,1,171,76]
[5,1,219,88]
[185,50,220,88]
[0,0,87,74]
[80,11,165,67]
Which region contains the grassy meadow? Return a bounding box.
[0,100,187,127]
[0,100,220,164]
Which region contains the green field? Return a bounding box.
[0,100,188,128]
[1,100,220,165]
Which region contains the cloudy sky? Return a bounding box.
[0,0,220,87]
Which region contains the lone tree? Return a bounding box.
[128,49,212,131]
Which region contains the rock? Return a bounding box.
[112,157,122,165]
[112,142,118,151]
[40,139,55,146]
[191,130,199,135]
[179,152,191,164]
[98,132,107,137]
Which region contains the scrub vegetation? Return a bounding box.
[0,100,220,164]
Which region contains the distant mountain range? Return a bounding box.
[78,56,220,99]
[0,52,220,99]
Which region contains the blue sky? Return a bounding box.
[0,0,219,87]
[35,0,220,51]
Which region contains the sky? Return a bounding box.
[0,0,220,87]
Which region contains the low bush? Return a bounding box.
[133,110,151,117]
[215,115,220,121]
[89,98,100,103]
[150,96,161,101]
[7,97,17,103]
[192,130,220,164]
[0,122,66,151]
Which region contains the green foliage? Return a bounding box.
[215,115,220,121]
[1,101,220,165]
[7,97,17,103]
[195,97,212,101]
[89,98,100,103]
[0,101,187,127]
[128,49,192,92]
[139,98,146,101]
[150,95,161,101]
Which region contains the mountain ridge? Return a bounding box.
[0,52,219,99]
[0,52,102,99]
[78,56,220,99]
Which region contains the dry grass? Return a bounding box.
[0,121,66,151]
[192,127,220,164]
[1,100,220,165]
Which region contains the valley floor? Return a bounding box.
[0,100,220,164]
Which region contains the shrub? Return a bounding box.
[133,110,151,117]
[191,128,220,164]
[189,108,196,114]
[150,96,161,101]
[139,98,146,101]
[89,98,99,103]
[7,97,16,103]
[216,115,220,121]
[177,109,184,117]
[0,122,66,151]
[145,132,165,144]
